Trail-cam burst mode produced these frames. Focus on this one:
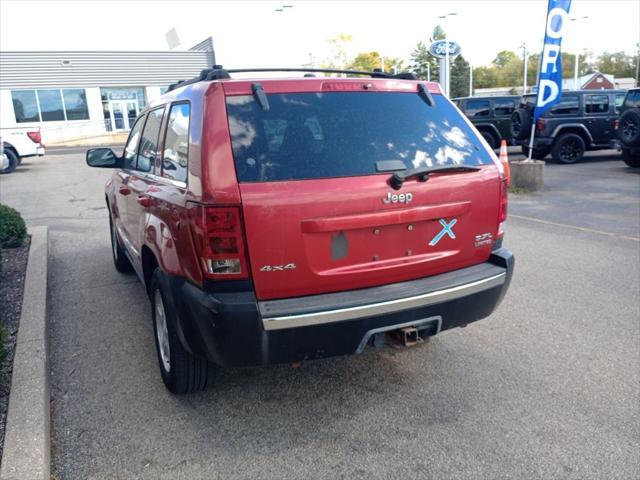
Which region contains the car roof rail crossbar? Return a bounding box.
[167,66,231,92]
[166,66,418,92]
[227,68,417,80]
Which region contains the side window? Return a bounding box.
[550,96,579,115]
[464,100,490,117]
[162,103,190,183]
[493,99,516,117]
[123,115,146,170]
[585,95,609,114]
[136,107,165,173]
[624,91,640,109]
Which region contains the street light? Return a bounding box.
[438,12,458,96]
[569,16,589,90]
[520,42,528,94]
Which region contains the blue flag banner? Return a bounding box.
[534,0,572,122]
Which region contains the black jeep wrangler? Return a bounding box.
[453,95,518,149]
[510,90,626,163]
[615,87,640,168]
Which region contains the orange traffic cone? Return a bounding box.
[499,139,511,187]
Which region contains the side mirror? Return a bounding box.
[86,148,122,168]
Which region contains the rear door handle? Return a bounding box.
[119,186,131,195]
[137,195,154,208]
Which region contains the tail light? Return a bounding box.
[497,178,508,241]
[27,131,41,144]
[614,119,620,130]
[188,205,250,280]
[536,118,546,132]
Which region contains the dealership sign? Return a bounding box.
[534,0,572,121]
[428,40,461,59]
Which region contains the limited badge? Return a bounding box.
[429,219,457,246]
[474,233,493,247]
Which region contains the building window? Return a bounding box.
[11,88,90,123]
[37,89,65,121]
[11,90,39,123]
[62,89,90,120]
[162,103,190,183]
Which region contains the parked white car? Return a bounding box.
[1,127,45,174]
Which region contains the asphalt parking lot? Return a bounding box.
[1,148,638,479]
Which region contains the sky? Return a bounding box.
[1,0,639,69]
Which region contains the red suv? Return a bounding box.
[87,67,514,394]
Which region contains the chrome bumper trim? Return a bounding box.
[261,272,506,331]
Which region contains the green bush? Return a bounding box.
[0,204,26,248]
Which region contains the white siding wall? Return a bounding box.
[145,86,164,104]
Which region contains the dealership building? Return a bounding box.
[0,38,215,143]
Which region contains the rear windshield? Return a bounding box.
[625,89,640,109]
[521,94,536,108]
[226,92,491,182]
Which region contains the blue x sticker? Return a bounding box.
[429,219,457,246]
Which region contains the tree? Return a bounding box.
[409,41,438,80]
[596,51,636,78]
[321,34,353,70]
[346,51,404,73]
[450,55,470,98]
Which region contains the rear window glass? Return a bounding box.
[625,90,640,109]
[226,92,490,182]
[521,95,536,108]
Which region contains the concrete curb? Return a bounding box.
[0,227,49,480]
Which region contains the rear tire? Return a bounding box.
[0,149,18,174]
[622,149,640,168]
[480,130,498,149]
[551,133,585,164]
[150,269,216,394]
[109,215,133,273]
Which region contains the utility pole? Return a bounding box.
[469,62,473,96]
[570,16,589,90]
[636,42,639,87]
[521,42,528,94]
[438,12,458,96]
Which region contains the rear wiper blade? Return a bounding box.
[390,165,480,190]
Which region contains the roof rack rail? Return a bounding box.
[226,68,417,80]
[166,66,418,92]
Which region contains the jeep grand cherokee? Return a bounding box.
[86,67,514,394]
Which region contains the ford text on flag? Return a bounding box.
[534,0,572,122]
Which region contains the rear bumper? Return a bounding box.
[166,248,514,367]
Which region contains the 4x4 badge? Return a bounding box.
[429,219,457,246]
[260,263,296,272]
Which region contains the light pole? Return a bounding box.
[469,62,473,96]
[520,42,528,94]
[438,12,458,96]
[569,16,589,90]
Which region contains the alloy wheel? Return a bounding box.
[154,290,171,373]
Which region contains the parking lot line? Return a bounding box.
[510,214,640,242]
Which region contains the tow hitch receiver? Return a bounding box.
[390,326,421,346]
